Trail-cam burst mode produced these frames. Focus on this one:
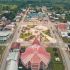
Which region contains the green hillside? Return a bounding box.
[0,0,70,8]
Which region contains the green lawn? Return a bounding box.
[62,37,70,43]
[20,32,32,41]
[43,30,50,36]
[46,47,64,70]
[53,63,64,70]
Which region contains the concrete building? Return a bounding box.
[6,42,20,70]
[6,60,18,70]
[6,52,19,70]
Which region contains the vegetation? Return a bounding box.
[0,4,20,20]
[20,47,26,53]
[62,37,70,43]
[20,32,32,41]
[0,46,6,66]
[65,13,70,21]
[0,0,70,8]
[43,30,50,36]
[0,0,70,21]
[46,47,64,70]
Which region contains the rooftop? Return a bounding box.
[6,60,18,70]
[21,37,51,65]
[0,31,12,37]
[7,52,19,61]
[56,23,67,31]
[11,42,20,49]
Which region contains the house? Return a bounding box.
[67,21,70,30]
[3,23,15,32]
[20,37,51,70]
[15,15,22,22]
[10,42,20,52]
[61,14,66,19]
[0,20,6,27]
[0,19,11,30]
[56,23,68,37]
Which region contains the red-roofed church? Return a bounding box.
[20,37,51,70]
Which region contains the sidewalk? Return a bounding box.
[61,48,70,70]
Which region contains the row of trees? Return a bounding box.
[0,4,20,20]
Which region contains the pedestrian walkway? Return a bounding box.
[61,48,70,70]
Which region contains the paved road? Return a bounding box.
[47,18,70,70]
[41,8,70,70]
[0,8,29,70]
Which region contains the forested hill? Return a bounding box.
[0,0,70,8]
[0,0,70,3]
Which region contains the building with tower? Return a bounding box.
[20,37,51,70]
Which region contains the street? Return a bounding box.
[0,8,30,70]
[47,18,70,70]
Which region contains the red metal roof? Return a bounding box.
[32,37,40,45]
[20,38,51,65]
[11,42,20,49]
[31,54,41,63]
[57,23,67,31]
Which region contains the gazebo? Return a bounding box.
[20,37,51,70]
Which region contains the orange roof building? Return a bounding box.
[56,23,67,31]
[20,38,51,70]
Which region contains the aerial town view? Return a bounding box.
[0,0,70,70]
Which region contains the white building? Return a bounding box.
[67,21,70,30]
[0,31,12,43]
[6,60,18,70]
[60,31,68,37]
[6,52,19,70]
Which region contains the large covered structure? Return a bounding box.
[20,37,51,70]
[0,31,12,43]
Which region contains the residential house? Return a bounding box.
[56,23,68,37]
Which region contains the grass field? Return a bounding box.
[46,47,64,70]
[0,46,6,66]
[62,37,70,43]
[43,30,51,36]
[20,32,32,41]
